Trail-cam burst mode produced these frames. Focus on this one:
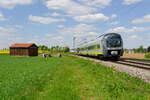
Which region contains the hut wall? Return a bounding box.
[10,48,14,56]
[10,48,29,56]
[29,47,38,56]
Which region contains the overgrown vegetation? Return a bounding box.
[0,55,149,100]
[124,45,147,53]
[145,52,150,59]
[133,45,146,53]
[147,46,150,52]
[38,45,70,53]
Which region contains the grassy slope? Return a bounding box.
[0,55,150,100]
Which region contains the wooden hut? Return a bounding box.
[10,43,38,56]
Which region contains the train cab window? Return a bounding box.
[106,35,121,48]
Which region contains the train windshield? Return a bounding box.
[105,35,121,48]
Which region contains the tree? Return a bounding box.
[38,45,70,53]
[137,45,144,53]
[123,48,128,53]
[147,46,150,52]
[133,48,137,53]
[50,46,70,52]
[38,45,49,50]
[64,46,70,52]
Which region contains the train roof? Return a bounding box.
[97,33,120,38]
[76,33,121,48]
[86,33,121,45]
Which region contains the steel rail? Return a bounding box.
[112,61,150,70]
[119,59,150,67]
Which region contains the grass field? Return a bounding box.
[0,55,150,100]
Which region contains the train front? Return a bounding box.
[103,33,123,58]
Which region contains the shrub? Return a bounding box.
[144,52,150,59]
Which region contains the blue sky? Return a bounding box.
[0,0,150,49]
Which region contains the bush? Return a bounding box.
[144,52,150,59]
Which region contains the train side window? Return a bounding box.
[92,45,95,50]
[87,46,88,50]
[84,47,86,51]
[97,44,100,49]
[87,46,89,50]
[89,46,92,50]
[88,45,92,50]
[100,40,103,50]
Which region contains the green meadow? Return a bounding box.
[0,55,150,100]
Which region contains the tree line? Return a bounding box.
[38,45,70,53]
[124,45,150,53]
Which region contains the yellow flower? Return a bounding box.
[0,50,10,54]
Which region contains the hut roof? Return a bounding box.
[10,43,36,48]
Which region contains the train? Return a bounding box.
[75,33,124,60]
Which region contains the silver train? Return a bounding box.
[75,33,124,59]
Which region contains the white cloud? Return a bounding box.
[73,13,109,22]
[125,35,147,48]
[44,0,96,16]
[29,15,66,24]
[14,25,24,29]
[44,0,112,22]
[51,12,61,16]
[132,14,150,24]
[78,0,112,8]
[59,24,98,37]
[128,35,142,40]
[86,32,98,36]
[0,0,33,9]
[0,26,16,35]
[148,33,150,41]
[109,21,119,25]
[123,0,142,5]
[0,25,23,35]
[0,26,24,49]
[107,26,150,33]
[0,11,7,21]
[57,25,65,28]
[29,34,66,47]
[45,12,62,17]
[111,14,117,19]
[0,36,24,49]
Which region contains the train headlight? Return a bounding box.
[111,51,118,55]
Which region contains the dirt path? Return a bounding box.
[121,53,145,59]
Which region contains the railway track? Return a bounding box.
[113,58,150,70]
[72,54,150,70]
